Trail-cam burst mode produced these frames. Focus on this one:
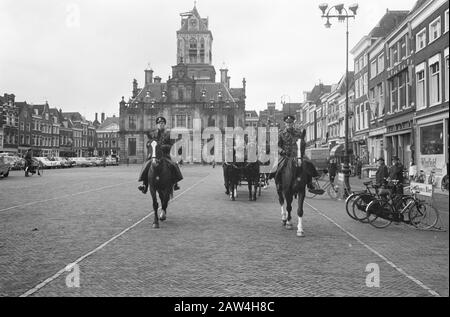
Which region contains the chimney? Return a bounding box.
[95,113,98,122]
[145,68,153,85]
[101,113,105,123]
[226,76,231,89]
[132,79,138,98]
[220,68,228,85]
[154,76,162,84]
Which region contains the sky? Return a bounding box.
[0,0,419,122]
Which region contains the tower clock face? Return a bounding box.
[190,19,197,27]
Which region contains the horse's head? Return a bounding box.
[146,140,160,168]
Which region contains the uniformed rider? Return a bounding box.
[137,116,183,194]
[274,115,323,194]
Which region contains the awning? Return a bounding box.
[330,144,345,157]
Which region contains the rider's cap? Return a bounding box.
[156,116,166,124]
[377,157,385,162]
[283,115,295,123]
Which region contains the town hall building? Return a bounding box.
[119,5,246,164]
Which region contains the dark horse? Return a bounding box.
[146,140,173,228]
[277,158,319,237]
[223,161,260,201]
[223,162,240,201]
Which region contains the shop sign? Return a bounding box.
[410,181,433,197]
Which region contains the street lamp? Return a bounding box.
[319,3,357,196]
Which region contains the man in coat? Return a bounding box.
[137,116,183,194]
[274,115,323,194]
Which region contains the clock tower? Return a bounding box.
[176,5,216,82]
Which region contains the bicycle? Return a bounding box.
[25,159,43,177]
[365,183,439,229]
[306,171,339,200]
[345,180,379,222]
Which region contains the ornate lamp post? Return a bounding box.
[319,3,358,195]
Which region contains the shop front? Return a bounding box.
[384,117,413,168]
[351,133,369,164]
[368,127,386,164]
[415,114,448,190]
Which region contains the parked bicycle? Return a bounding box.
[365,182,439,229]
[345,180,381,222]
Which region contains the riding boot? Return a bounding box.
[174,182,180,191]
[138,181,148,194]
[307,180,325,195]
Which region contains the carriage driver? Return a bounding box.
[274,115,323,194]
[137,116,183,194]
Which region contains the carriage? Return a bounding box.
[222,135,274,201]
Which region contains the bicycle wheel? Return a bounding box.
[351,194,373,222]
[345,193,359,220]
[408,202,439,230]
[327,183,339,200]
[366,199,392,228]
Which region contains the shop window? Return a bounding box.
[420,123,443,155]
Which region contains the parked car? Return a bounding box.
[71,157,93,167]
[53,157,71,168]
[35,157,54,169]
[0,155,12,178]
[87,157,103,167]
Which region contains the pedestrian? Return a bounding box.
[389,156,404,183]
[328,158,337,183]
[103,154,106,168]
[356,157,363,179]
[375,157,389,187]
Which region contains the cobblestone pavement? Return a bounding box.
[0,165,448,297]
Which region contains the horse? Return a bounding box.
[243,161,260,201]
[276,157,319,237]
[146,140,174,228]
[223,162,240,201]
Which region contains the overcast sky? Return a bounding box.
[0,0,419,121]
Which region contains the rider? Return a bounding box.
[137,116,183,194]
[24,149,36,176]
[274,115,322,194]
